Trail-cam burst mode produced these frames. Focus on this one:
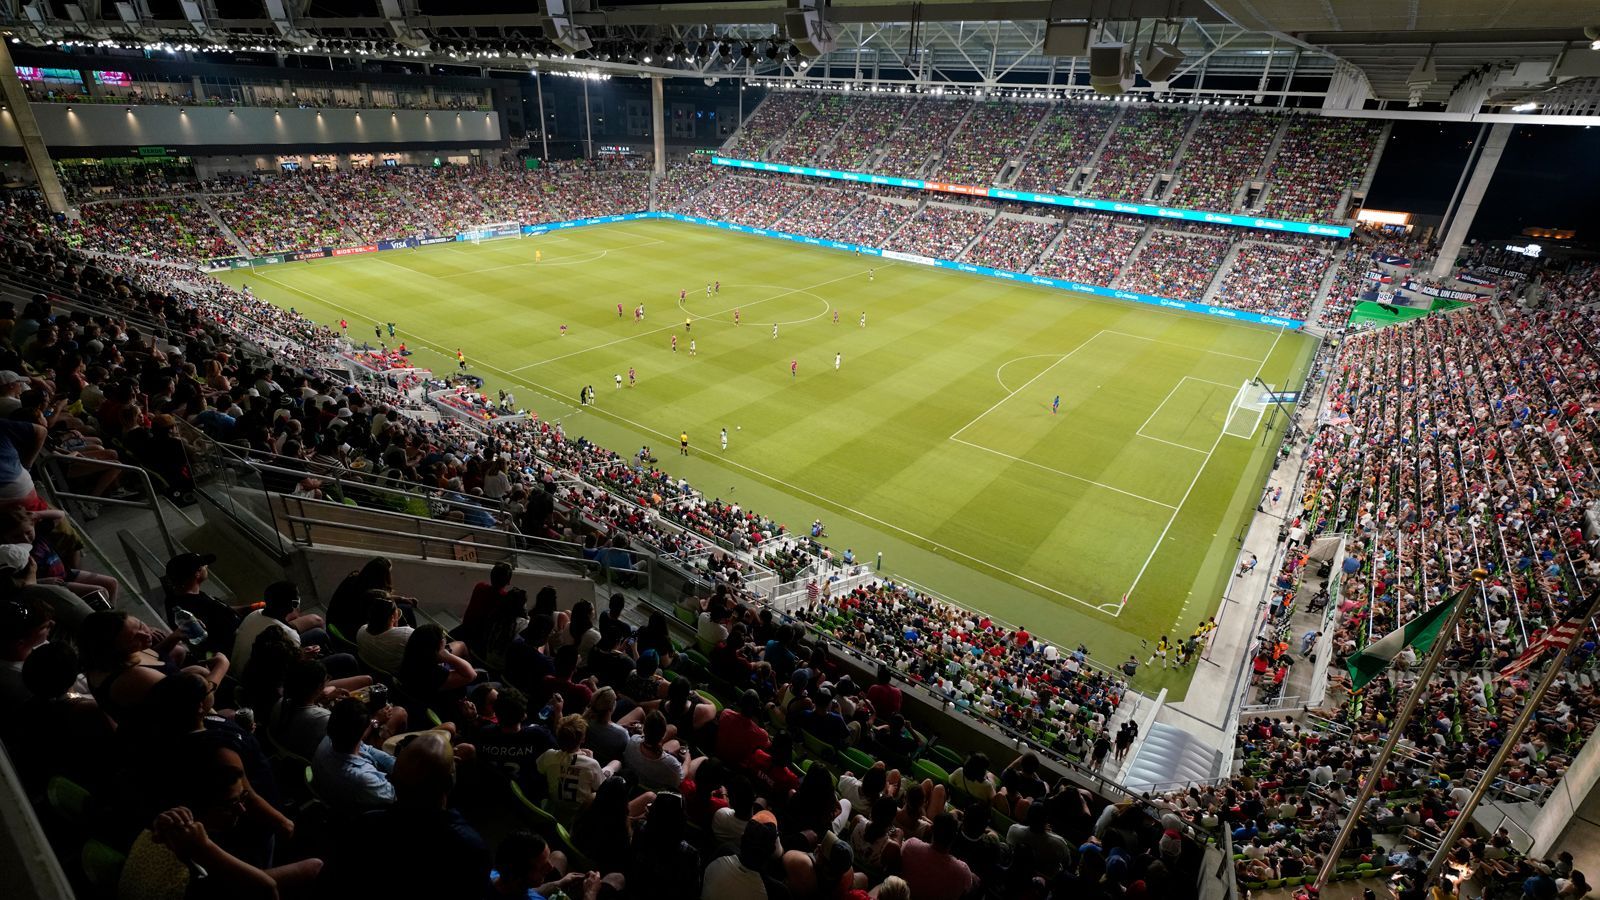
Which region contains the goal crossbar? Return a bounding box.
[466,221,523,244]
[1223,379,1272,439]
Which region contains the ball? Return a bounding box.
[737,426,742,431]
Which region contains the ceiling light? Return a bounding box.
[1512,101,1538,112]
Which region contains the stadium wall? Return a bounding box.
[0,104,502,150]
[210,210,1303,329]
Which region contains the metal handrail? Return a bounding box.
[38,452,179,558]
[281,514,639,579]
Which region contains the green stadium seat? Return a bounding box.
[81,839,127,891]
[911,759,950,786]
[838,747,877,774]
[46,776,93,827]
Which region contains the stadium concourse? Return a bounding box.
[0,92,1598,900]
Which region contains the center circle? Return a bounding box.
[677,283,833,327]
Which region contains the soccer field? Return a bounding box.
[221,220,1317,697]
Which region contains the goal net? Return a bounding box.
[466,221,523,244]
[1223,380,1272,439]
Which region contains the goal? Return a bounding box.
[466,221,522,244]
[1223,379,1272,439]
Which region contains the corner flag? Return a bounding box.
[1345,589,1464,691]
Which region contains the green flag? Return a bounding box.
[1345,591,1462,691]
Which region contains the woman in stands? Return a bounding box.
[628,791,702,900]
[325,556,415,639]
[79,608,225,723]
[397,623,477,716]
[573,775,640,876]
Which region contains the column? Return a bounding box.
[359,82,371,106]
[0,41,69,214]
[1428,122,1512,278]
[191,75,207,102]
[651,75,666,175]
[79,69,103,99]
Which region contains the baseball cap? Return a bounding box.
[0,543,32,571]
[0,371,25,385]
[751,809,778,827]
[165,552,217,584]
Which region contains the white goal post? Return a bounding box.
[466,221,523,244]
[1223,379,1272,439]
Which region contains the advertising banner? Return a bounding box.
[711,156,1352,239]
[332,244,379,257]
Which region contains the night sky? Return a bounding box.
[1367,120,1600,243]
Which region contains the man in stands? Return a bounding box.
[311,697,397,811]
[457,561,515,651]
[900,812,978,900]
[230,580,339,674]
[357,594,415,674]
[164,552,251,658]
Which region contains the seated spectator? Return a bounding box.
[702,819,784,900]
[397,623,477,711]
[356,593,414,674]
[326,556,415,639]
[79,608,225,723]
[311,696,398,811]
[582,686,632,766]
[472,686,554,786]
[899,813,979,900]
[537,713,618,819]
[715,689,772,768]
[625,708,700,792]
[630,792,702,900]
[490,830,611,900]
[574,775,638,875]
[231,580,349,676]
[457,561,514,651]
[163,551,249,658]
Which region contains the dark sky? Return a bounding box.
[1367,119,1600,242]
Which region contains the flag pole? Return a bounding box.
[1313,577,1477,891]
[1423,586,1600,886]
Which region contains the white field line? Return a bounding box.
[994,353,1067,393]
[1099,329,1261,363]
[1120,326,1287,623]
[949,437,1177,511]
[949,332,1105,440]
[1135,375,1226,455]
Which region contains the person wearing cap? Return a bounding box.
[231,581,345,676]
[0,370,30,417]
[163,552,250,657]
[0,506,119,606]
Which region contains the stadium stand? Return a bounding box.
[1033,213,1145,287]
[1086,106,1195,203]
[1163,110,1281,212]
[1210,242,1333,321]
[767,94,853,166]
[931,101,1049,185]
[1259,116,1383,221]
[963,216,1062,273]
[1117,230,1228,302]
[817,95,919,171]
[1012,101,1121,194]
[725,90,818,160]
[875,98,972,179]
[211,177,350,254]
[68,198,235,265]
[886,205,992,260]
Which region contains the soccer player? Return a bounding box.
[832,310,839,325]
[772,323,779,339]
[859,312,867,327]
[671,335,677,353]
[536,249,543,263]
[679,288,686,302]
[835,352,841,370]
[628,367,636,386]
[733,309,741,326]
[720,427,728,451]
[617,302,624,318]
[560,324,567,337]
[1146,635,1170,669]
[456,349,466,371]
[685,316,692,333]
[387,322,396,338]
[869,268,875,281]
[679,431,689,456]
[1052,395,1060,415]
[689,339,697,357]
[714,280,721,294]
[790,359,798,378]
[338,318,347,333]
[705,283,712,297]
[635,305,644,323]
[375,325,382,339]
[615,373,622,389]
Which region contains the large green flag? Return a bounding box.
[1345,591,1463,691]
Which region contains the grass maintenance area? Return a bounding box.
[221,219,1318,698]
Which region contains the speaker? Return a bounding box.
[1139,42,1185,84]
[1043,22,1090,57]
[1090,41,1132,95]
[546,0,593,54]
[786,0,840,57]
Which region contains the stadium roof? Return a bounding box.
[2,1,1597,114]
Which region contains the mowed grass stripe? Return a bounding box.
[223,220,1317,698]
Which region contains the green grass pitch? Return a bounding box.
[221,220,1317,698]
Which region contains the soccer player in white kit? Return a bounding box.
[720,428,728,451]
[835,352,841,370]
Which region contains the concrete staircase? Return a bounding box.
[954,208,1002,261]
[1202,238,1248,304]
[1027,218,1072,274]
[1078,104,1131,197]
[1155,107,1207,201]
[1305,249,1346,326]
[1111,222,1158,287]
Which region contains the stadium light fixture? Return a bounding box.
[1512,101,1538,112]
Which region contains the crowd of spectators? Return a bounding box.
[964,216,1062,274]
[767,95,854,167]
[1033,214,1144,287]
[777,187,867,237]
[1086,107,1194,203]
[875,99,973,179]
[1013,102,1120,195]
[1163,111,1280,212]
[932,101,1049,186]
[305,169,433,243]
[1210,242,1333,320]
[886,206,992,261]
[1259,117,1382,222]
[210,177,351,255]
[838,201,918,249]
[23,80,486,111]
[67,199,235,265]
[725,91,820,161]
[818,96,920,171]
[1116,231,1227,302]
[0,190,1213,900]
